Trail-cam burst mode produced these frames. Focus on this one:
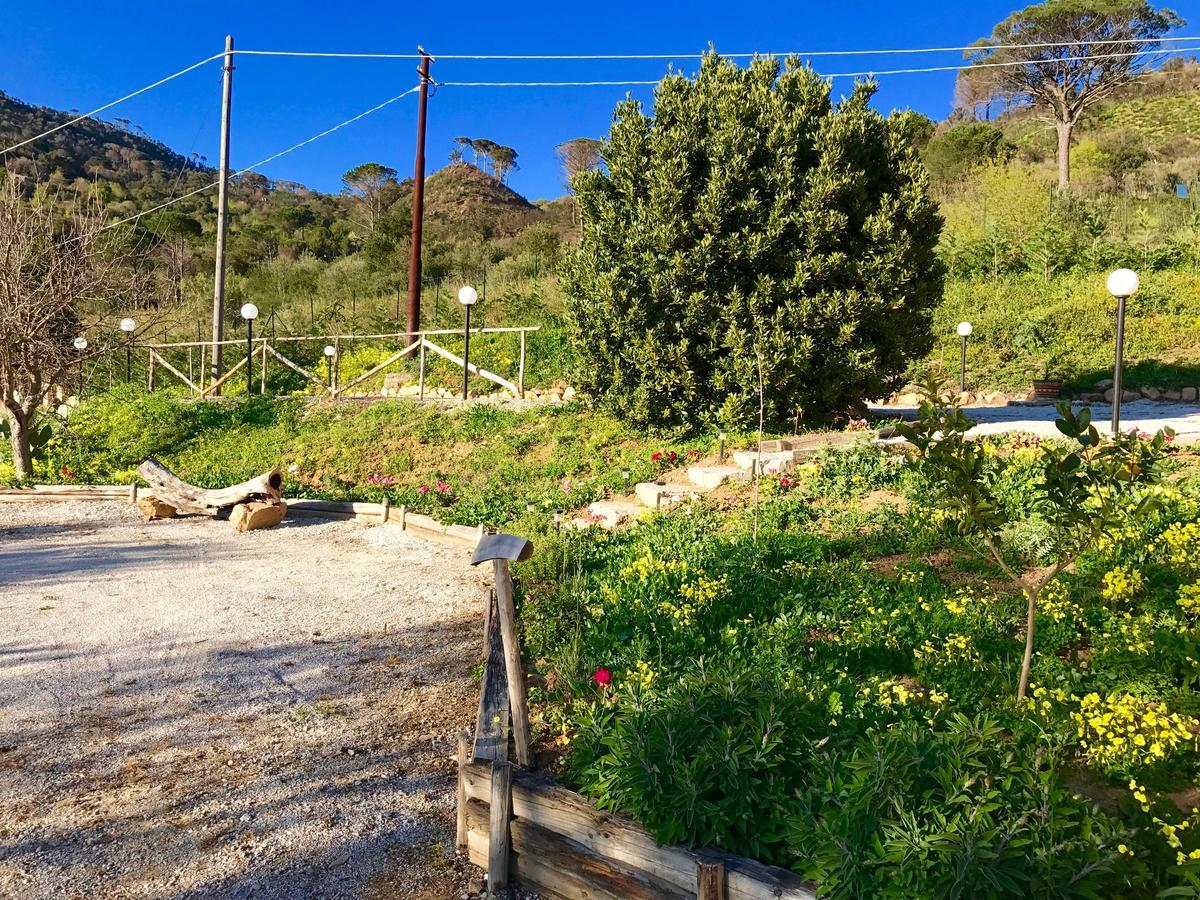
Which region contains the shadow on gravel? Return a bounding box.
[0,616,481,900]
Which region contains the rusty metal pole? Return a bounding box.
[406,49,433,350]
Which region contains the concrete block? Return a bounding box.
[587,499,646,528]
[687,466,751,491]
[731,450,796,473]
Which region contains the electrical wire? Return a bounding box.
[98,84,421,234]
[436,45,1200,86]
[1,52,225,155]
[234,35,1200,61]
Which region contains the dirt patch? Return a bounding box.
[0,501,495,899]
[858,489,908,514]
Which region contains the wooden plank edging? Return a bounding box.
[460,759,817,900]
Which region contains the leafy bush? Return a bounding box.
[563,53,944,430]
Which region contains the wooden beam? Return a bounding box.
[199,353,247,398]
[333,340,420,398]
[474,588,510,762]
[148,349,199,394]
[456,729,471,850]
[493,558,534,767]
[263,344,332,395]
[422,338,519,396]
[488,761,512,894]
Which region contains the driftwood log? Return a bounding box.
[136,458,283,515]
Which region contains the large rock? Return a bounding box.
[1165,389,1183,402]
[231,499,287,532]
[1104,388,1140,403]
[1141,385,1162,401]
[137,495,177,522]
[1183,387,1199,402]
[1093,378,1114,390]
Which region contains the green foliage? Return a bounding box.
[519,427,1200,895]
[923,123,1015,187]
[563,53,944,431]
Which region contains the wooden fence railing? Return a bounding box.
[144,326,540,400]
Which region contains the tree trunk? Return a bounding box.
[1017,589,1037,701]
[1055,120,1073,188]
[4,408,33,479]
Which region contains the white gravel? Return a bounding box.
[0,501,493,899]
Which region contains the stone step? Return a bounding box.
[731,450,797,474]
[687,465,752,491]
[586,499,647,528]
[634,481,699,509]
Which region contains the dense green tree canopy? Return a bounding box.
[562,54,945,430]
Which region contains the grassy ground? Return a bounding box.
[7,390,733,527]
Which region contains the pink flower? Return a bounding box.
[592,667,612,687]
[779,476,792,488]
[418,484,431,495]
[435,480,452,495]
[1137,431,1152,441]
[561,479,573,493]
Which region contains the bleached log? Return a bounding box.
[135,458,282,515]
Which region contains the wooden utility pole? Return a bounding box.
[405,48,434,348]
[211,34,235,392]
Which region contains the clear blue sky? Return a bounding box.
[3,0,1197,200]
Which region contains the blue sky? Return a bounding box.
[3,0,1197,200]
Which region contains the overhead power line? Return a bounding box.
[100,85,421,233]
[437,44,1200,86]
[235,35,1200,61]
[1,52,225,156]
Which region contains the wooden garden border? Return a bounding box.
[457,550,819,900]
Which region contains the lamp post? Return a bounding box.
[324,344,337,391]
[1107,268,1139,434]
[73,337,88,398]
[956,321,973,394]
[458,285,478,401]
[241,304,259,395]
[119,317,136,383]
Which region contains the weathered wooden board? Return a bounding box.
[473,590,510,762]
[461,761,816,900]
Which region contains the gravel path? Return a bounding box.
[0,501,493,899]
[872,399,1200,442]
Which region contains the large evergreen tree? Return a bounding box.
[562,54,945,430]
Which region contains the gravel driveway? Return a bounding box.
[0,501,491,899]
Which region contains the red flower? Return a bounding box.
[668,451,678,462]
[418,484,431,495]
[60,467,75,481]
[651,452,662,462]
[592,667,612,687]
[779,476,792,488]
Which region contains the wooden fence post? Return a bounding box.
[697,860,727,900]
[147,351,155,393]
[456,729,471,850]
[260,341,268,394]
[518,330,526,399]
[380,496,390,523]
[418,340,426,401]
[198,343,207,395]
[493,558,534,767]
[488,760,512,893]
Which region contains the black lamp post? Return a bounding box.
[956,321,973,394]
[119,317,136,382]
[1106,269,1139,434]
[241,304,259,395]
[458,285,478,401]
[324,344,336,391]
[73,336,88,398]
